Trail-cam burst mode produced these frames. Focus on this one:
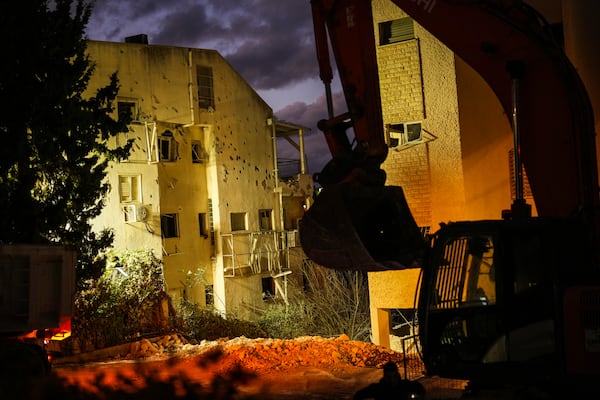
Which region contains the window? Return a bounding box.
[158,130,177,162]
[388,122,422,148]
[117,100,137,123]
[118,175,141,203]
[198,213,208,238]
[197,66,214,110]
[230,212,247,232]
[161,213,179,238]
[379,18,415,45]
[258,209,273,231]
[431,234,496,309]
[262,277,275,301]
[191,140,206,163]
[205,285,214,306]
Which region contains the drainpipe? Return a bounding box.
[299,128,306,174]
[269,116,285,231]
[187,49,195,126]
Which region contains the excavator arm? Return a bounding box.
[301,0,599,271]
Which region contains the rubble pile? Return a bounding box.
[124,333,420,373]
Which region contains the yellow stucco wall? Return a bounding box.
[86,41,287,319]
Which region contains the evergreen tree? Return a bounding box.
[0,0,132,281]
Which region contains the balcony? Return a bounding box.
[221,230,299,277]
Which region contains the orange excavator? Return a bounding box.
[300,0,600,396]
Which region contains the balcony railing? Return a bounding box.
[221,230,298,277]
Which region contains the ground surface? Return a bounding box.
[51,334,466,399]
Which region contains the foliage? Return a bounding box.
[175,300,267,341]
[256,302,310,339]
[73,249,170,351]
[0,0,132,281]
[290,262,372,341]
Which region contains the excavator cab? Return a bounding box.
[418,218,600,389]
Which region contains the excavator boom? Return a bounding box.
[301,0,600,270]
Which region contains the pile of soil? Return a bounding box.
[124,333,422,373]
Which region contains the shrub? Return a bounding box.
[175,300,266,341]
[256,302,310,339]
[73,249,171,351]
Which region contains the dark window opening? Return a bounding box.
[262,277,275,301]
[161,213,179,238]
[159,130,177,161]
[198,213,208,238]
[205,285,214,306]
[118,101,136,123]
[192,140,206,163]
[231,212,246,232]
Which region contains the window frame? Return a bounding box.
[197,66,215,110]
[191,140,206,163]
[388,122,422,148]
[258,209,273,231]
[230,212,247,232]
[118,175,141,203]
[161,213,180,238]
[379,17,415,45]
[158,130,177,162]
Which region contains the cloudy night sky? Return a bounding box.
[86,0,346,174]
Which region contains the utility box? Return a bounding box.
[0,244,76,334]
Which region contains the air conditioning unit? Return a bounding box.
[136,205,150,221]
[123,204,150,222]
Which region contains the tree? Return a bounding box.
[0,0,132,281]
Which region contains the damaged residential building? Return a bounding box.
[86,36,313,320]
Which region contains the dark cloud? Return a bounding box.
[87,0,319,91]
[86,0,343,174]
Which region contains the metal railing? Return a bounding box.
[221,230,297,277]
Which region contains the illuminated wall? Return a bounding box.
[86,41,283,320]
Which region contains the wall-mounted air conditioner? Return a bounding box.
[123,204,151,223]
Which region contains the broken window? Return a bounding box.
[161,213,179,238]
[262,277,275,301]
[230,212,247,232]
[117,100,137,123]
[191,140,206,163]
[388,122,422,148]
[197,66,214,110]
[258,209,273,231]
[158,130,177,162]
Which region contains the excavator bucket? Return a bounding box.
[300,183,426,271]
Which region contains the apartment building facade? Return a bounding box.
[86,38,312,321]
[367,0,527,348]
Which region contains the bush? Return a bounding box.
[175,300,267,341]
[73,249,171,351]
[256,302,309,339]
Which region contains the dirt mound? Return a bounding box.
[125,333,420,374]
